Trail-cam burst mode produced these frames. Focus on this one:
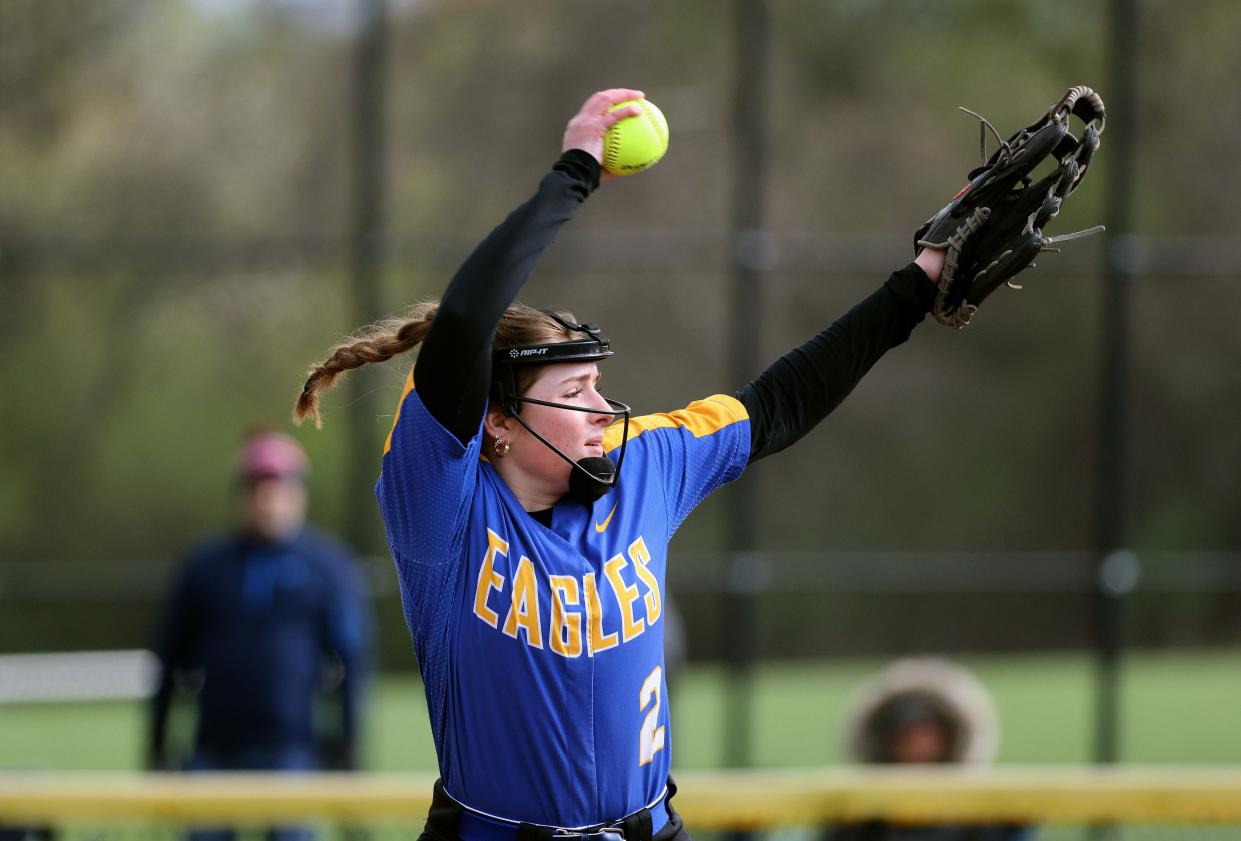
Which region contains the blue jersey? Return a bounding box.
[377,373,749,827]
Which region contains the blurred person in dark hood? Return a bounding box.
[824,659,1031,841]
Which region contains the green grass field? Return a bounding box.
[3,649,1239,772]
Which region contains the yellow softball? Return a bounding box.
[603,99,669,176]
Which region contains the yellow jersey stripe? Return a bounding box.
[602,394,748,454]
[383,368,417,455]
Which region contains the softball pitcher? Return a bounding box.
[296,88,945,841]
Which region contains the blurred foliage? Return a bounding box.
[1,0,1238,587]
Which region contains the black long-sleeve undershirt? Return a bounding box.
[415,150,600,445]
[737,264,935,462]
[414,152,936,465]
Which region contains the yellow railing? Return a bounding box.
[3,767,1241,828]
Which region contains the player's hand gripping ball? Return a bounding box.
[603,99,669,176]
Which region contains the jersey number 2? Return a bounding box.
[639,665,666,766]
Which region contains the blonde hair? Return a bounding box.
[294,302,577,428]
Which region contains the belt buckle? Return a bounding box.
[552,828,625,841]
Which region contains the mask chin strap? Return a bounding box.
[506,396,631,503]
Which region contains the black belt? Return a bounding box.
[422,778,678,841]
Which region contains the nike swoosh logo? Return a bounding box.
[595,503,618,533]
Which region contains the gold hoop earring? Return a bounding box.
[494,437,510,458]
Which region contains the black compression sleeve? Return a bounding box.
[414,150,600,444]
[737,263,936,462]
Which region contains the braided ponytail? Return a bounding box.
[294,302,579,428]
[294,303,437,428]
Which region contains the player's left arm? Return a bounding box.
[737,250,943,463]
[615,395,752,534]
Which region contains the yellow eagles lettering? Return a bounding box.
[472,534,661,656]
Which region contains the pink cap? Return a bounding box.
[235,432,310,482]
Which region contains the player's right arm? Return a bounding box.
[379,90,643,561]
[412,89,644,445]
[410,152,599,444]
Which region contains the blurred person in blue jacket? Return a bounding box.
[823,659,1031,841]
[148,428,374,827]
